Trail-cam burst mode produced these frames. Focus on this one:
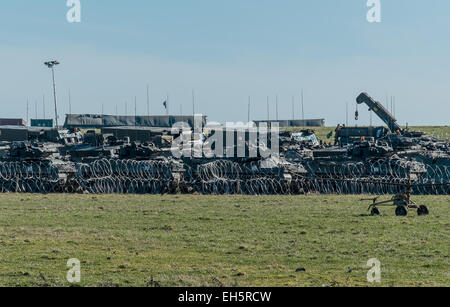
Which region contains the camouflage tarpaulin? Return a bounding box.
[0,126,59,142]
[253,119,325,127]
[64,114,207,129]
[102,126,171,143]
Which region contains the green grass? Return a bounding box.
[286,126,450,143]
[0,194,448,287]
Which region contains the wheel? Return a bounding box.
[395,205,408,216]
[371,207,380,216]
[417,205,429,216]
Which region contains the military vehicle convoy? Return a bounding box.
[0,93,448,215]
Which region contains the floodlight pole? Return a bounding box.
[52,66,58,128]
[51,65,58,127]
[45,61,60,128]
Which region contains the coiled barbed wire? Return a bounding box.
[0,158,448,195]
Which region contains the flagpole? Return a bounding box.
[166,94,169,115]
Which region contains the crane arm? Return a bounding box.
[356,92,402,133]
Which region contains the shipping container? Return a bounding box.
[31,119,54,128]
[0,118,26,126]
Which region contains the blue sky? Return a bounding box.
[0,0,449,126]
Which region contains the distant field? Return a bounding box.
[0,194,448,287]
[286,126,450,143]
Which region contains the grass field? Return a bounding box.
[0,194,448,287]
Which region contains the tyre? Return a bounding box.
[417,205,429,216]
[395,205,408,216]
[371,207,380,216]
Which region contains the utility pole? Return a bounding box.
[35,100,38,119]
[134,96,137,126]
[125,101,128,116]
[44,60,60,127]
[266,96,269,121]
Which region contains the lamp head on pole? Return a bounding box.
[44,60,60,68]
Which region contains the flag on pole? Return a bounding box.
[163,100,167,109]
